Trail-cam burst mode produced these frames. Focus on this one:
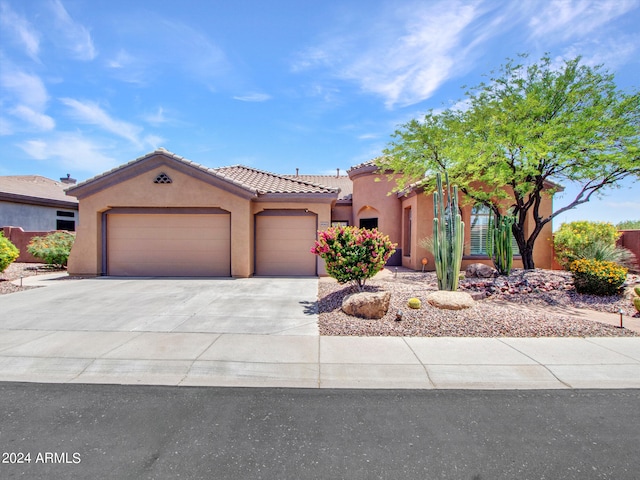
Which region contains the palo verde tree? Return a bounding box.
[379,54,640,269]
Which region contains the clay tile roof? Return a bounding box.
[68,149,340,198]
[346,159,378,173]
[282,174,353,200]
[0,175,78,206]
[212,165,339,195]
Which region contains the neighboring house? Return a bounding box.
[65,148,557,277]
[0,175,79,231]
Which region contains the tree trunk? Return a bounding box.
[520,244,536,270]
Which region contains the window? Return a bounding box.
[403,207,411,256]
[56,210,75,217]
[469,205,519,255]
[470,205,491,255]
[359,218,378,229]
[56,219,75,231]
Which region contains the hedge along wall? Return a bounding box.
[550,230,639,271]
[1,226,54,263]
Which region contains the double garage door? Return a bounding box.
[107,212,231,276]
[106,210,317,277]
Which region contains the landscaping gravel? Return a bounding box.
[318,269,640,337]
[3,263,638,337]
[0,263,64,295]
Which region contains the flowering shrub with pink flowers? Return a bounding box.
[311,226,396,291]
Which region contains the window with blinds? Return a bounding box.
[469,204,520,255]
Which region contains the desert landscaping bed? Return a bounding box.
[0,263,66,295]
[318,269,639,337]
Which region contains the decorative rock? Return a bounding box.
[342,291,391,319]
[465,263,498,278]
[426,291,474,310]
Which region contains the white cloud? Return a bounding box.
[529,0,639,40]
[0,1,40,61]
[0,67,53,131]
[143,134,165,149]
[10,105,55,131]
[19,133,117,173]
[0,69,49,109]
[233,93,272,102]
[105,15,230,87]
[60,98,143,146]
[292,0,486,108]
[48,0,96,61]
[143,107,167,126]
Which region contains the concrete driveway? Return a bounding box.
[0,275,319,335]
[2,273,640,389]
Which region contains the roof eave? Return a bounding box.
[0,192,78,209]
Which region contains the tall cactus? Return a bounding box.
[432,172,464,291]
[487,213,515,276]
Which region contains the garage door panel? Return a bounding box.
[107,213,230,276]
[255,214,316,276]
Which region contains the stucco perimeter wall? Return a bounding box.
[67,164,253,277]
[2,226,54,262]
[618,230,640,271]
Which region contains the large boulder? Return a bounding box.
[342,291,391,319]
[426,291,474,310]
[465,263,498,278]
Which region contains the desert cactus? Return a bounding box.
[635,286,640,297]
[487,213,515,276]
[432,172,464,291]
[634,287,640,314]
[407,298,422,309]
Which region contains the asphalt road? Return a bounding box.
[1,383,639,480]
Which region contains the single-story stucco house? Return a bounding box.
[64,148,557,277]
[0,174,78,231]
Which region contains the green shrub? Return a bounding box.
[0,232,20,273]
[569,258,627,296]
[554,221,620,270]
[634,297,640,314]
[27,231,75,268]
[311,226,396,292]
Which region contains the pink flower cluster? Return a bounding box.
[311,226,396,291]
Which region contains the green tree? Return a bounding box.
[380,54,640,270]
[617,220,640,230]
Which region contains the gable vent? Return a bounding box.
[153,172,172,184]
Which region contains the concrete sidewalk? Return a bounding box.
[0,273,639,389]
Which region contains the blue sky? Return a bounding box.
[1,0,638,229]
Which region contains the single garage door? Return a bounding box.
[107,213,230,276]
[255,211,317,276]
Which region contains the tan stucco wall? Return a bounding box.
[330,204,353,226]
[393,186,556,272]
[68,164,253,277]
[351,173,402,247]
